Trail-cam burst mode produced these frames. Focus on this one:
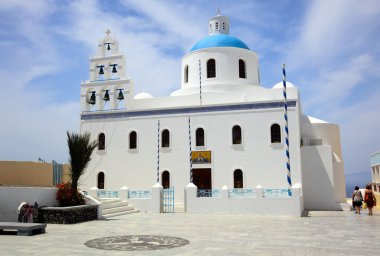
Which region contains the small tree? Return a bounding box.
[67,131,97,191]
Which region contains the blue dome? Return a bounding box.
[189,34,250,52]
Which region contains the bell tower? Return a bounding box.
[208,10,229,35]
[80,29,134,112]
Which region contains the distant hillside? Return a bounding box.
[345,171,372,197]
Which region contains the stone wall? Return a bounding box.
[0,161,71,187]
[39,205,98,224]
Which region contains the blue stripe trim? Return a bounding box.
[81,101,297,120]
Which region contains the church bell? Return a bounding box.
[89,91,96,105]
[103,90,110,101]
[97,65,104,75]
[110,64,118,73]
[117,89,124,100]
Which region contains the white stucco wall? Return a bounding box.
[185,185,303,216]
[80,103,302,205]
[0,187,58,222]
[181,47,260,90]
[301,145,346,210]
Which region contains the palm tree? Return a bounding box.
[66,131,97,191]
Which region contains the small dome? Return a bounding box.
[272,81,296,89]
[134,92,153,99]
[189,34,250,52]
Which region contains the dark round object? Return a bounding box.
[84,235,190,251]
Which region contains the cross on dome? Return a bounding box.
[105,29,111,37]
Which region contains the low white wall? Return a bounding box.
[127,184,162,213]
[89,184,162,213]
[185,185,304,216]
[0,187,58,222]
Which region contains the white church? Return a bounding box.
[80,13,347,213]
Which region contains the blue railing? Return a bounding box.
[262,189,292,198]
[97,190,119,198]
[228,189,256,198]
[197,189,221,198]
[162,187,175,213]
[128,190,152,199]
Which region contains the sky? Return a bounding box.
[0,0,379,182]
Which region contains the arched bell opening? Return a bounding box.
[114,87,125,110]
[86,89,97,111]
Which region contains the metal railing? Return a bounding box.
[128,190,152,199]
[97,190,119,198]
[162,187,175,213]
[197,189,221,198]
[228,189,256,198]
[262,189,292,198]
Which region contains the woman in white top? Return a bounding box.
[352,186,363,214]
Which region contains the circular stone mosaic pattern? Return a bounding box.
[84,235,190,251]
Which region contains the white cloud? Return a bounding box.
[56,0,187,96]
[288,0,380,70]
[332,89,380,174]
[301,53,377,112]
[0,1,78,162]
[286,0,380,176]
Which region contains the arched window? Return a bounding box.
[239,59,246,78]
[271,124,281,143]
[98,133,105,150]
[162,171,170,189]
[129,131,137,149]
[196,128,205,146]
[215,21,219,30]
[184,65,189,83]
[234,169,243,188]
[232,125,242,144]
[98,172,105,189]
[207,59,216,78]
[162,129,170,148]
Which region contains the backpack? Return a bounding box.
[353,191,362,202]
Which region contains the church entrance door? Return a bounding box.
[192,168,211,189]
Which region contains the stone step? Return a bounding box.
[102,205,135,215]
[101,201,129,210]
[102,209,139,219]
[98,198,121,204]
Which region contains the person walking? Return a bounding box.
[364,185,377,216]
[352,186,363,214]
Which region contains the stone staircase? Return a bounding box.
[99,198,138,218]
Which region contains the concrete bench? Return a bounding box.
[0,222,46,236]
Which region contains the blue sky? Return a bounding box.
[0,0,379,181]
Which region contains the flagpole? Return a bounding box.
[282,64,292,195]
[199,60,202,105]
[156,120,160,184]
[188,117,193,183]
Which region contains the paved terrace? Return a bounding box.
[0,208,379,255]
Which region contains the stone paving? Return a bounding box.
[0,208,379,256]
